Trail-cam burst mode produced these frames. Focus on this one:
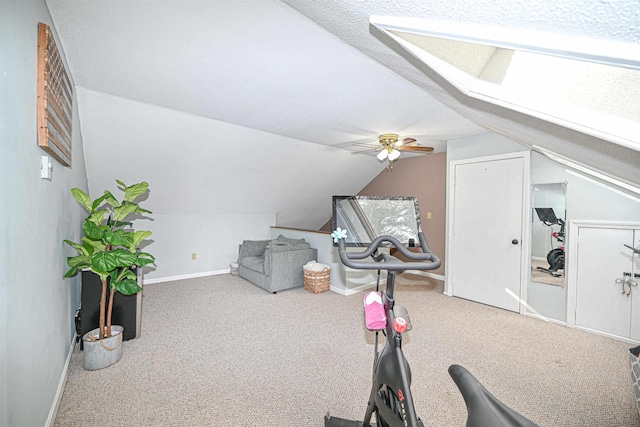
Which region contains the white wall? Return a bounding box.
[145,213,275,281]
[446,132,526,162]
[0,2,89,426]
[75,88,386,232]
[531,152,640,223]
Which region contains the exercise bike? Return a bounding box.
[325,198,538,427]
[534,208,565,277]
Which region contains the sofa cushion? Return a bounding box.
[239,256,265,274]
[267,240,311,252]
[240,239,269,257]
[276,234,306,246]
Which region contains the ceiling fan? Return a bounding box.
[352,133,434,170]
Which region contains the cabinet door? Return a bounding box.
[575,227,634,338]
[631,230,640,341]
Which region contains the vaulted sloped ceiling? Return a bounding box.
[46,0,640,229]
[282,0,640,188]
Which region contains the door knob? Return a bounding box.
[512,239,519,245]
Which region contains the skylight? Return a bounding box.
[370,16,640,153]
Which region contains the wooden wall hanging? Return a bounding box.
[37,22,73,166]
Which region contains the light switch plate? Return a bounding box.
[41,155,52,180]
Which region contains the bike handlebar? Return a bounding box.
[337,232,441,271]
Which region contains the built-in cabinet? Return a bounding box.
[568,222,640,342]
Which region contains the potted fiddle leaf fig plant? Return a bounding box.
[63,180,155,370]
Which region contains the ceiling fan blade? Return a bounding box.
[352,140,379,148]
[397,145,434,152]
[351,148,382,155]
[400,137,417,146]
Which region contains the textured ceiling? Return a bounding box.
[45,0,484,149]
[281,0,640,184]
[44,0,640,227]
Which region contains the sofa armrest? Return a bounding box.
[264,247,318,278]
[238,239,270,259]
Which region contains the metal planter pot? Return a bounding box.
[82,325,124,370]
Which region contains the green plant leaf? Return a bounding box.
[111,249,138,267]
[136,252,156,266]
[123,181,149,202]
[105,229,134,247]
[82,236,104,254]
[87,209,108,226]
[71,188,92,212]
[67,255,90,268]
[130,230,152,250]
[63,266,79,279]
[65,181,154,284]
[138,252,155,260]
[82,220,103,240]
[136,257,155,267]
[112,278,142,295]
[91,252,117,275]
[103,191,119,208]
[90,193,109,213]
[113,203,138,222]
[119,268,137,281]
[64,239,89,256]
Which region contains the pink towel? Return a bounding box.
[363,292,386,330]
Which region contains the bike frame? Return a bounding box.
[326,234,439,427]
[361,269,420,427]
[326,230,538,427]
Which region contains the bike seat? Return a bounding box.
[448,365,539,427]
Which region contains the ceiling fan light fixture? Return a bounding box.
[388,149,401,161]
[377,149,388,161]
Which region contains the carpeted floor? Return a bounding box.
[53,274,640,426]
[531,259,565,287]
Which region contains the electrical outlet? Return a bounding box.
[191,253,197,260]
[427,212,432,219]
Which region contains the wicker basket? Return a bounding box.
[303,267,330,293]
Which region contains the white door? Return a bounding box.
[574,226,638,339]
[450,155,527,312]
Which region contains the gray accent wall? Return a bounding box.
[0,2,88,426]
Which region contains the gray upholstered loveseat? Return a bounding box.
[237,234,317,293]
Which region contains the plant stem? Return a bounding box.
[106,287,115,338]
[99,277,107,339]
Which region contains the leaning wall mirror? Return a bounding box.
[531,183,567,286]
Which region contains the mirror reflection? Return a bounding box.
[531,183,567,286]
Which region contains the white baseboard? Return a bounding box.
[46,336,76,427]
[404,270,445,281]
[330,271,444,296]
[144,269,229,284]
[331,282,377,296]
[525,312,567,327]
